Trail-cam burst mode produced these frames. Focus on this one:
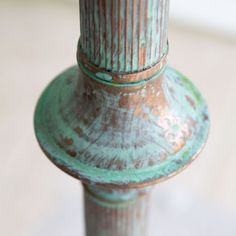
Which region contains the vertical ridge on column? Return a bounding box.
[111,0,115,70]
[124,0,128,71]
[94,0,99,65]
[143,0,148,67]
[99,0,106,68]
[105,1,111,69]
[138,0,141,67]
[118,0,121,71]
[103,0,107,68]
[160,0,164,57]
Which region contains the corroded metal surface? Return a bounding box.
[34,65,209,188]
[77,48,168,84]
[79,0,169,72]
[84,185,150,236]
[34,0,209,235]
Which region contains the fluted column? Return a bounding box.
[84,185,150,236]
[79,0,169,72]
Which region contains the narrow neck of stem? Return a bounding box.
[84,184,151,236]
[79,0,169,73]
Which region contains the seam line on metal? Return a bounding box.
[77,40,169,87]
[84,184,145,207]
[79,62,167,87]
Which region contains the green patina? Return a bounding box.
[35,0,209,233]
[95,72,113,81]
[79,0,168,73]
[79,61,167,87]
[34,65,209,187]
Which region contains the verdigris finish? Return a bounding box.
[34,0,209,235]
[34,65,209,187]
[79,0,169,72]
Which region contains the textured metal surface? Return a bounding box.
[34,1,210,235]
[34,65,209,188]
[34,0,210,188]
[77,48,168,85]
[84,185,150,236]
[79,0,169,72]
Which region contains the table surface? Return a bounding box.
[1,1,236,235]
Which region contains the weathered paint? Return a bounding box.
[79,0,169,73]
[34,65,209,188]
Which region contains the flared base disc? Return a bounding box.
[34,66,209,188]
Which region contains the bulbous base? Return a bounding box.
[34,65,209,188]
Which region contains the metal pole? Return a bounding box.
[34,0,209,235]
[84,185,151,236]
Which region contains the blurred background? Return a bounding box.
[1,0,236,235]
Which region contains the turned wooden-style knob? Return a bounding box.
[34,1,209,235]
